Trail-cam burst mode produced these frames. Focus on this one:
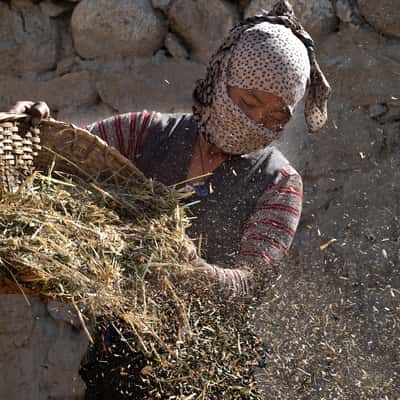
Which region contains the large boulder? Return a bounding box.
[168,0,239,64]
[96,58,205,113]
[0,71,98,112]
[151,0,172,13]
[244,0,274,17]
[40,0,75,17]
[54,13,77,69]
[0,295,88,400]
[0,0,57,76]
[358,0,400,38]
[165,32,189,59]
[335,0,353,23]
[71,0,167,59]
[244,0,336,37]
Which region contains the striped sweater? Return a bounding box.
[86,111,303,275]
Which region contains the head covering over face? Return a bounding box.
[228,23,310,111]
[193,0,331,155]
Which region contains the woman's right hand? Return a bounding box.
[190,255,251,296]
[9,101,50,125]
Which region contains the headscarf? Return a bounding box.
[193,0,331,155]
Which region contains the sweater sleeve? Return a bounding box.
[84,111,159,165]
[240,164,303,270]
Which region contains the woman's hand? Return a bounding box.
[204,263,251,295]
[184,241,251,295]
[9,101,50,125]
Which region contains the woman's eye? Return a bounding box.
[240,98,255,108]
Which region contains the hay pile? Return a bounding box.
[0,169,190,317]
[0,134,262,398]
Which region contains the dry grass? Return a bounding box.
[0,166,195,335]
[0,166,262,399]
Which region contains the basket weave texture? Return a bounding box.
[0,113,146,192]
[0,113,41,193]
[35,118,143,182]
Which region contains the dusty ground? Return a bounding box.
[254,164,400,399]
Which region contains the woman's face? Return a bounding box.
[228,86,291,132]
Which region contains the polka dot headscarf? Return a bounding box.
[193,0,331,155]
[228,23,310,110]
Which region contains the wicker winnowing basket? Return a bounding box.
[0,113,146,192]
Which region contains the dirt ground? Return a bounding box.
[254,166,400,399]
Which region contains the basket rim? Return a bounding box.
[0,114,150,185]
[36,118,147,183]
[0,112,29,123]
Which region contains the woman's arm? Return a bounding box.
[240,164,303,271]
[85,111,159,165]
[193,165,302,295]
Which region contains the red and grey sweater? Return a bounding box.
[86,111,303,272]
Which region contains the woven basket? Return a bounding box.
[0,113,41,193]
[0,113,146,192]
[36,118,144,183]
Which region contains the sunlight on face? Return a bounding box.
[228,86,292,132]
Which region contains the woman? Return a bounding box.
[11,1,330,294]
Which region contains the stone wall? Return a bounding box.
[1,0,400,398]
[0,0,339,126]
[0,295,88,400]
